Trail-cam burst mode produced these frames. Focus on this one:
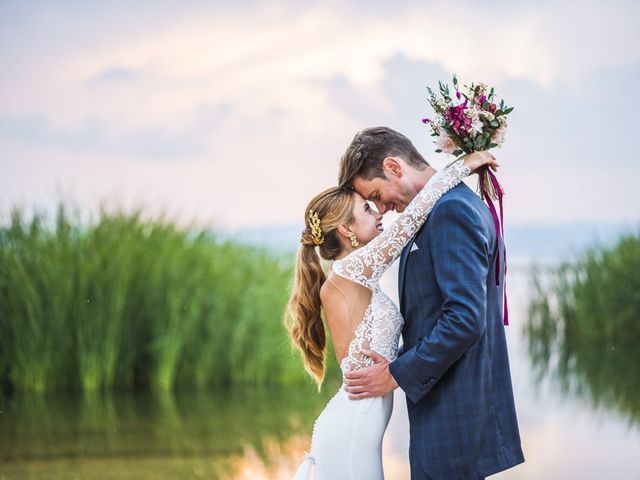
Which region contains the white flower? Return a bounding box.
[464,108,480,128]
[470,119,484,137]
[498,116,508,126]
[436,100,447,112]
[481,111,495,122]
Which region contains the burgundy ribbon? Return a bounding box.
[479,168,509,326]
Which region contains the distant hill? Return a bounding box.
[222,221,638,266]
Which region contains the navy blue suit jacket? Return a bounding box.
[389,182,524,479]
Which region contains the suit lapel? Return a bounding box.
[398,241,411,310]
[399,219,430,310]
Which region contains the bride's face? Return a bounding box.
[347,193,384,245]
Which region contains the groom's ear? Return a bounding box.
[382,157,403,178]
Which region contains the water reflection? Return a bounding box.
[525,270,640,425]
[0,383,338,479]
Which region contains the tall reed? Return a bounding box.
[0,204,321,393]
[526,231,640,423]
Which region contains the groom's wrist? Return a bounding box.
[386,365,399,391]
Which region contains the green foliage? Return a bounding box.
[0,205,325,393]
[526,231,640,423]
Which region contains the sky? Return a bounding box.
[1,0,639,230]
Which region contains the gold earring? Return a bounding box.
[350,235,359,248]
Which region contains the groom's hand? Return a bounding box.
[343,349,399,400]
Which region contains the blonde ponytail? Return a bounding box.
[285,244,327,386]
[284,187,354,388]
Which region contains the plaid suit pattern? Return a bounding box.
[389,182,525,480]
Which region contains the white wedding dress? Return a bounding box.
[293,159,470,480]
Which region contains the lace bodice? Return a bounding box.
[332,159,470,373]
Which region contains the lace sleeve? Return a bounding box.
[332,159,470,288]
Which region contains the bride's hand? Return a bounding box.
[461,151,499,174]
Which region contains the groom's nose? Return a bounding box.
[374,201,387,214]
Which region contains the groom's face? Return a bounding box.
[352,174,414,215]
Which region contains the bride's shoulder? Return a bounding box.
[321,271,368,305]
[322,269,350,294]
[320,271,344,303]
[320,274,350,325]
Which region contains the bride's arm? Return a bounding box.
[333,159,470,288]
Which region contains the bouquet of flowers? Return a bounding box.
[422,75,513,325]
[422,75,513,201]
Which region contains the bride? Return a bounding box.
[285,151,498,479]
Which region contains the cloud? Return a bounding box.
[89,67,138,85]
[0,113,213,160]
[1,0,639,227]
[5,0,639,128]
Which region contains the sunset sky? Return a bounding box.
[2,0,639,230]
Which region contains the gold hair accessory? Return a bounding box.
[308,209,324,246]
[350,235,359,248]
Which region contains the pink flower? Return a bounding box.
[445,101,472,134]
[492,126,507,146]
[437,132,459,154]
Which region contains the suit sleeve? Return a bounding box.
[389,197,490,404]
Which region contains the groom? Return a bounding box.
[338,127,524,479]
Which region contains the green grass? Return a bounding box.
[0,204,330,393]
[526,231,640,423]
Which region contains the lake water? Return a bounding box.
[1,267,639,479]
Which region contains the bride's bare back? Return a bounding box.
[320,272,371,365]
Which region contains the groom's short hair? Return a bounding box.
[338,126,429,188]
